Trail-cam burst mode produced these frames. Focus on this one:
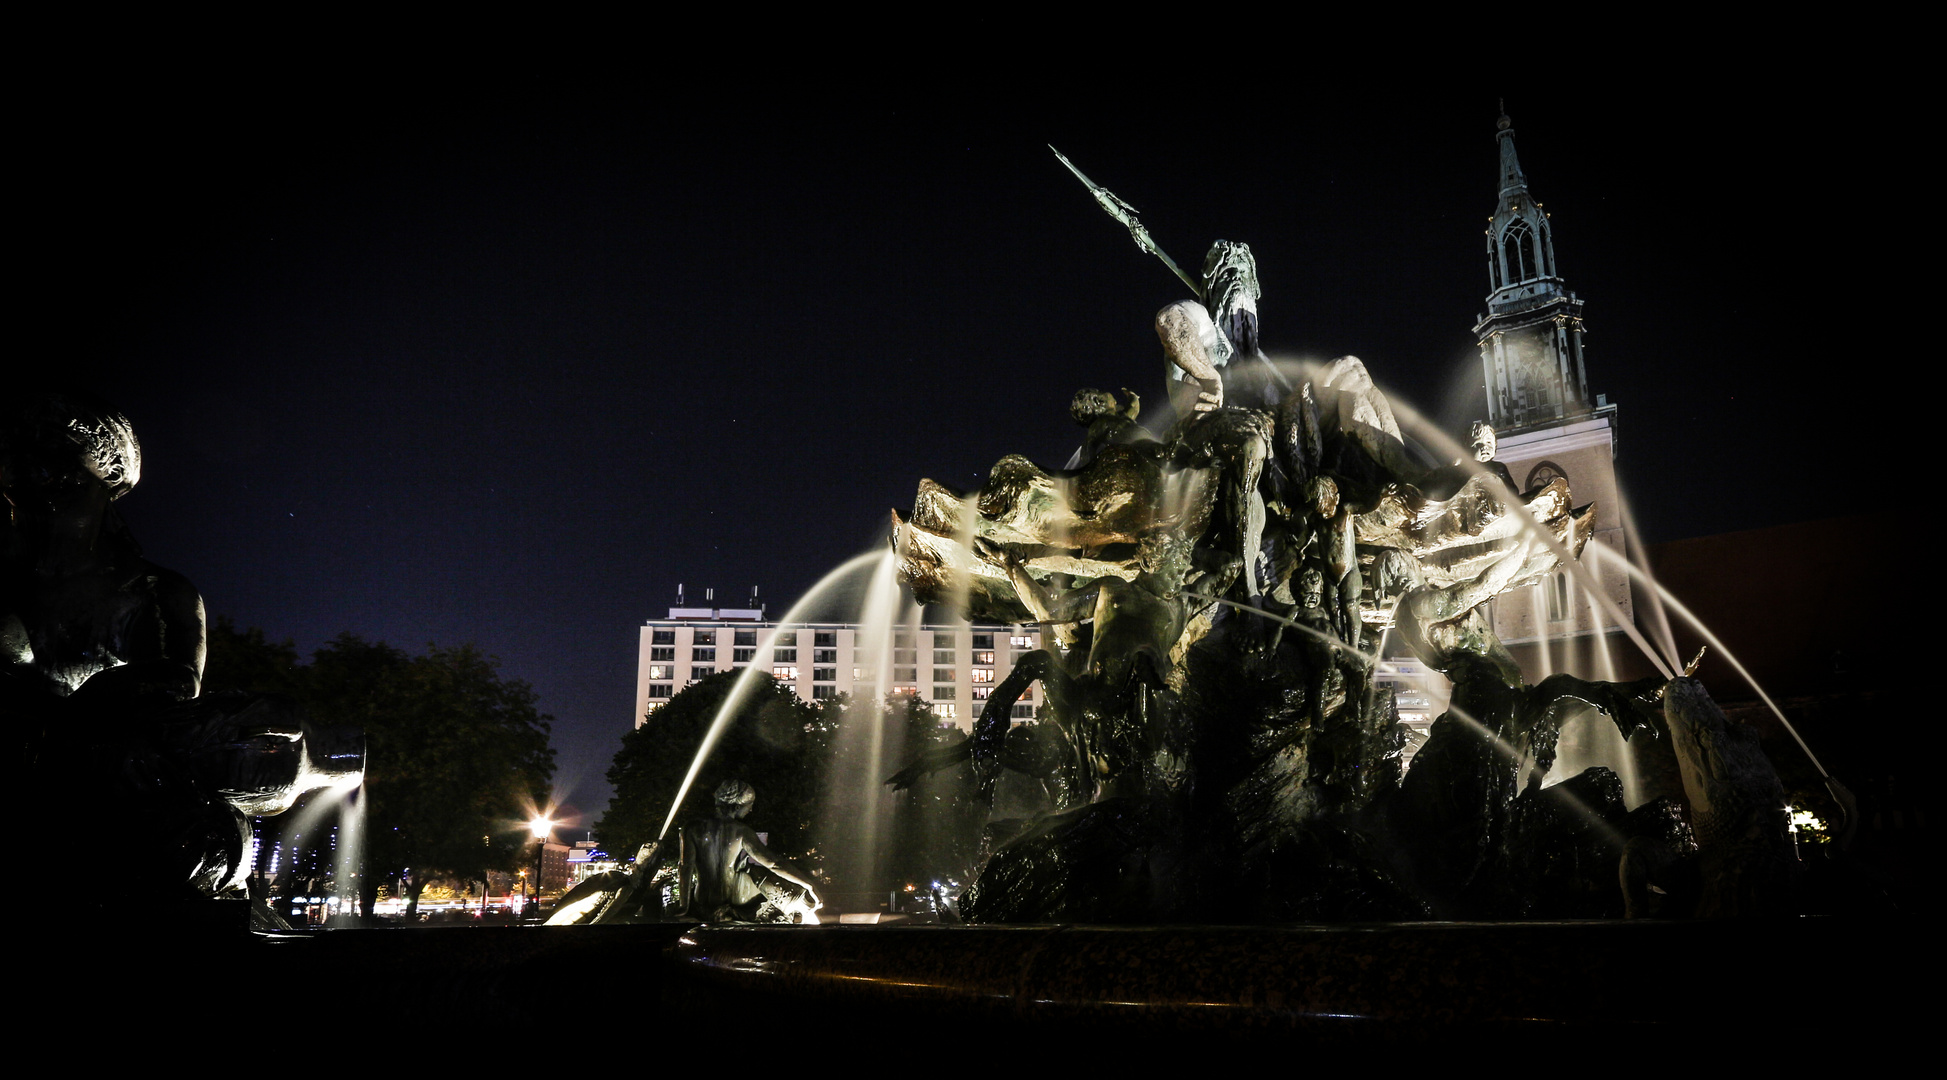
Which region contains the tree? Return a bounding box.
[810,693,986,905]
[883,697,986,894]
[203,616,305,698]
[317,637,554,917]
[598,677,986,907]
[598,671,821,872]
[202,625,556,919]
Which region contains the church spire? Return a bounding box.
[1474,108,1590,431]
[1485,108,1556,298]
[1496,103,1528,199]
[1495,108,1526,200]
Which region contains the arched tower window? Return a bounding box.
[1502,220,1536,283]
[1525,460,1567,492]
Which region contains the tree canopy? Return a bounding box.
[205,618,556,914]
[597,670,821,867]
[598,673,991,906]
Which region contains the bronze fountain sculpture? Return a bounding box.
[547,778,821,925]
[881,155,1795,922]
[3,392,363,915]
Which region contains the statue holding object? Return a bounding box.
[883,151,1796,921]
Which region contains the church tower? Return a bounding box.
[1472,109,1634,682]
[1476,109,1590,428]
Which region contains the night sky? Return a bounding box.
[28,63,1848,822]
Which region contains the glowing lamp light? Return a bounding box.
[529,815,555,840]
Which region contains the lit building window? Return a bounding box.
[971,686,992,700]
[648,665,673,680]
[694,630,716,645]
[972,651,995,665]
[773,666,799,681]
[971,669,994,684]
[1010,635,1034,648]
[934,703,957,719]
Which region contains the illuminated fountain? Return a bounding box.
[863,147,1833,923]
[571,145,1834,929]
[881,339,1687,920]
[579,285,1813,926]
[155,134,1896,1045]
[554,205,1878,1034]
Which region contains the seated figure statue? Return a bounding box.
[678,779,822,923]
[2,393,202,708]
[3,392,361,907]
[548,779,821,925]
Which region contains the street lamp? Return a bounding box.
[527,814,554,921]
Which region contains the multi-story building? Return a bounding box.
[566,839,621,887]
[536,840,571,895]
[634,594,1046,731]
